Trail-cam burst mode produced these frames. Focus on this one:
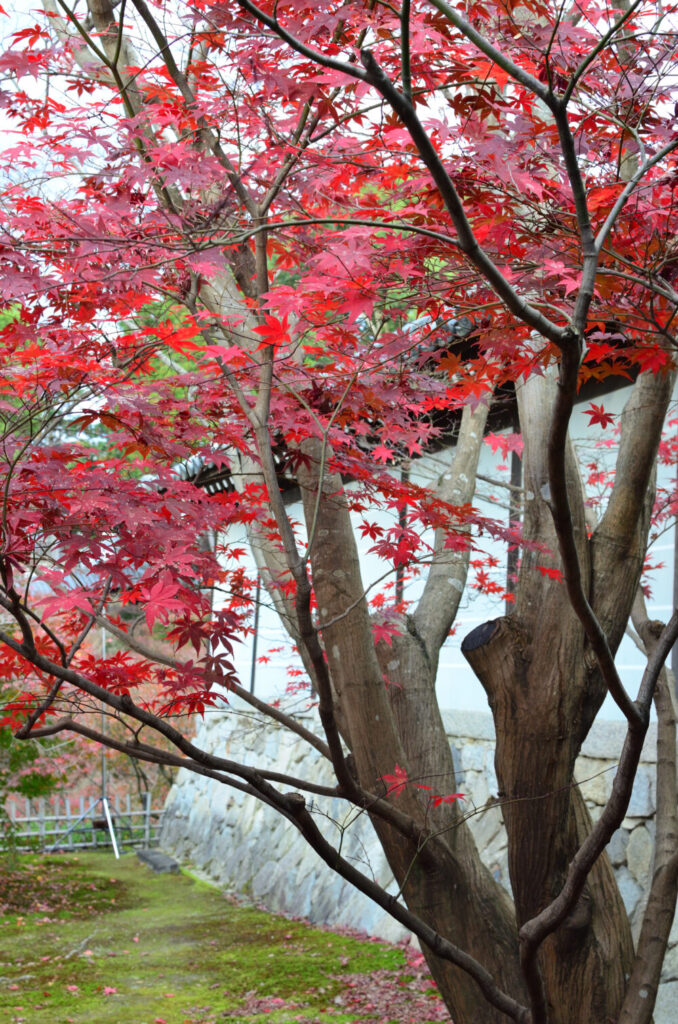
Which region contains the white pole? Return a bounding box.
[101,627,107,801]
[102,796,120,859]
[100,626,120,858]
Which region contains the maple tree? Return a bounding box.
[0,1,678,1022]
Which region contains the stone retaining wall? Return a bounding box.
[161,705,677,1021]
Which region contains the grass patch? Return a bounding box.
[0,852,446,1024]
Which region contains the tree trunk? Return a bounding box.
[463,616,634,1024]
[297,448,526,1023]
[461,365,673,1023]
[375,618,526,1023]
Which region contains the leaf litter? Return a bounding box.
[0,852,448,1023]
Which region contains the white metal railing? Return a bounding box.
[2,792,165,853]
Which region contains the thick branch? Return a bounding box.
[413,402,489,660]
[596,368,675,554]
[400,0,412,102]
[518,610,678,1020]
[619,594,678,1023]
[546,343,640,723]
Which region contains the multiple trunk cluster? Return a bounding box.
[0,3,677,1023]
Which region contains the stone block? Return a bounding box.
[460,743,485,773]
[485,760,499,799]
[288,739,307,766]
[574,757,610,806]
[668,905,678,945]
[440,709,496,741]
[263,731,280,761]
[626,824,653,883]
[662,942,678,982]
[293,870,316,920]
[469,803,503,850]
[580,720,657,762]
[467,773,490,810]
[137,849,180,873]
[252,860,278,901]
[450,744,462,778]
[627,768,655,818]
[615,865,643,917]
[607,827,629,867]
[309,879,347,924]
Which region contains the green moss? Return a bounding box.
[0,852,437,1024]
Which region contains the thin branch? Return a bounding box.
[233,0,371,84]
[66,579,113,665]
[359,49,568,349]
[595,136,678,255]
[546,345,641,723]
[3,616,427,844]
[595,267,678,308]
[562,0,645,104]
[96,613,332,760]
[619,593,678,1023]
[413,402,489,659]
[229,215,461,250]
[129,0,254,214]
[425,0,549,100]
[400,0,412,102]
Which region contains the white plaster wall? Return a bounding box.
[220,383,676,719]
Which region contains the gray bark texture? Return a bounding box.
[462,366,674,1023]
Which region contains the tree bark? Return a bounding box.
[462,366,673,1023]
[297,441,526,1023]
[619,593,678,1023]
[463,617,634,1023]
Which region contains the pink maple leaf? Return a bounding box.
[371,443,394,464]
[381,763,409,797]
[371,619,402,646]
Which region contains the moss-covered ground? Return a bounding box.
[0,851,447,1024]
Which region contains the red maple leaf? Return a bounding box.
[584,403,615,429]
[537,566,563,581]
[371,619,403,646]
[253,314,290,349]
